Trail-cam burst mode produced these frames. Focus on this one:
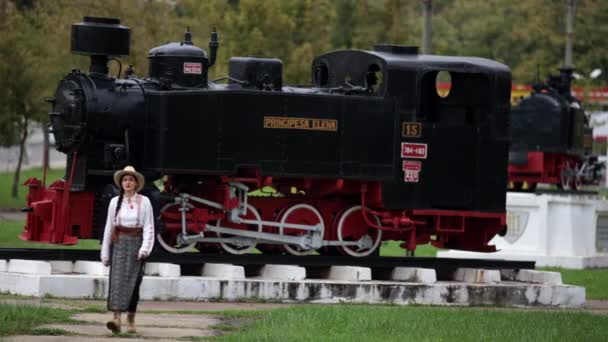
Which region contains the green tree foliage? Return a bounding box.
[1,0,607,196]
[574,0,608,85]
[0,2,53,196]
[1,0,607,159]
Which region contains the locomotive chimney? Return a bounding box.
[208,27,219,69]
[71,17,130,76]
[558,67,574,98]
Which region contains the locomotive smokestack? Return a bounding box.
[559,67,574,98]
[71,17,130,76]
[208,27,219,69]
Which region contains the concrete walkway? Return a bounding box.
[2,299,287,341]
[6,314,220,341]
[0,210,26,222]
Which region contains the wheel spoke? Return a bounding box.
[337,205,382,257]
[279,204,324,256]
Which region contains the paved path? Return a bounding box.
[0,210,26,222]
[1,298,288,341]
[6,313,220,342]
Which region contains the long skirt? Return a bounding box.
[107,234,144,312]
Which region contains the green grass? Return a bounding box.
[0,220,99,249]
[0,168,66,209]
[541,267,608,300]
[0,303,75,336]
[29,327,76,336]
[381,241,440,257]
[213,305,608,342]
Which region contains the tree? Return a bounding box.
[332,0,357,49]
[574,0,608,85]
[0,1,76,197]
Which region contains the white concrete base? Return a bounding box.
[7,259,51,275]
[258,264,306,281]
[327,266,371,281]
[438,250,608,270]
[49,261,74,274]
[0,271,585,308]
[73,261,109,276]
[0,260,6,272]
[454,268,500,283]
[201,263,244,279]
[501,269,562,285]
[391,267,437,284]
[144,263,181,278]
[445,192,608,269]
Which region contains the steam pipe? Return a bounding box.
[208,27,219,68]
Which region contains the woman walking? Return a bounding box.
[101,166,155,334]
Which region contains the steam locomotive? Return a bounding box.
[21,17,512,256]
[508,68,604,191]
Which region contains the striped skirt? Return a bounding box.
[107,234,144,312]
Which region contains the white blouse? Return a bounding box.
[100,194,155,262]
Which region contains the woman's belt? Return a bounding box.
[112,226,143,242]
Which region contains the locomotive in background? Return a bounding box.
[508,68,605,191]
[21,17,512,257]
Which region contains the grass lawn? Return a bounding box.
[214,305,608,342]
[381,241,440,257]
[2,301,607,341]
[0,303,75,337]
[0,220,99,250]
[0,168,65,209]
[541,267,608,300]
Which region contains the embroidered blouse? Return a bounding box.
[100,194,155,262]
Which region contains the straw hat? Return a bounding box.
[113,165,145,192]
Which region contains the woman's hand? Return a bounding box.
[137,250,148,260]
[102,258,110,266]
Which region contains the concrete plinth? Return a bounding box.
[0,271,585,308]
[391,267,437,283]
[7,259,51,275]
[258,264,306,281]
[49,261,74,274]
[501,269,562,285]
[144,263,181,277]
[326,266,371,281]
[439,192,608,269]
[73,261,109,276]
[202,263,245,279]
[454,268,500,283]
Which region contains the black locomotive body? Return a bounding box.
[508,68,603,190]
[23,17,512,256]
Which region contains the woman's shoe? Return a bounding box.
[106,312,121,334]
[127,313,136,333]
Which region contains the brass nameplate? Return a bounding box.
[264,116,338,132]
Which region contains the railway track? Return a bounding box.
[0,248,535,279]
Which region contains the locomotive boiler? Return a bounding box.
[21,17,512,257]
[508,68,604,191]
